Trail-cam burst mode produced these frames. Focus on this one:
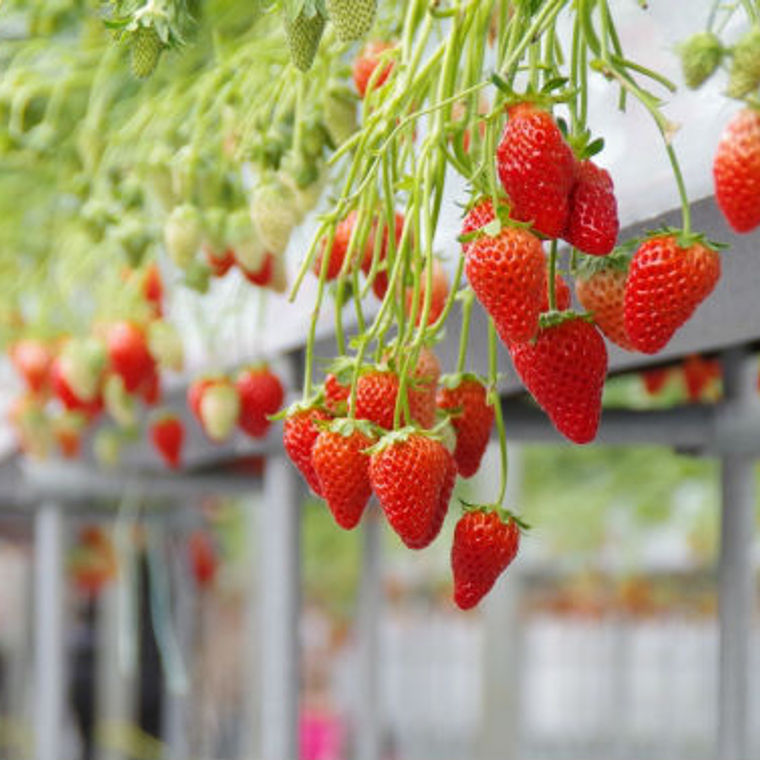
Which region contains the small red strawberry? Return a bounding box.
[451,508,520,610]
[510,315,608,444]
[324,374,350,413]
[354,370,400,430]
[11,339,52,395]
[353,41,394,98]
[563,160,619,256]
[106,321,155,393]
[283,406,332,496]
[188,530,217,588]
[575,259,636,351]
[242,252,275,287]
[205,246,236,277]
[437,376,494,478]
[624,235,721,354]
[465,225,546,345]
[713,108,760,233]
[150,414,184,469]
[682,354,721,403]
[236,365,285,439]
[496,103,576,238]
[311,423,374,530]
[405,260,449,326]
[641,367,670,396]
[369,432,449,549]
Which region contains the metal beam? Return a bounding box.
[356,506,383,760]
[34,504,64,760]
[259,454,301,760]
[717,349,757,760]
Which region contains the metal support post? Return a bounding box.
[34,503,65,760]
[260,454,301,760]
[717,349,757,760]
[480,443,523,760]
[356,506,383,760]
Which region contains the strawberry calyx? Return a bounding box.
[438,371,489,391]
[458,499,531,531]
[575,248,631,278]
[642,226,728,252]
[315,416,377,440]
[490,80,575,111]
[365,425,441,455]
[277,399,329,422]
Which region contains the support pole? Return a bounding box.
[717,349,757,760]
[260,454,301,760]
[356,506,383,760]
[34,503,64,760]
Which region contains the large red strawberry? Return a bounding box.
[575,260,636,351]
[465,225,546,345]
[510,315,608,444]
[451,508,520,610]
[11,339,52,395]
[405,260,449,326]
[496,103,576,238]
[106,321,155,393]
[150,414,184,469]
[311,423,374,530]
[369,433,449,549]
[624,235,721,354]
[236,366,285,439]
[713,108,760,233]
[563,160,619,256]
[283,406,332,496]
[353,41,394,98]
[354,369,399,430]
[437,376,494,478]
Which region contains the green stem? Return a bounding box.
[456,291,474,373]
[488,320,508,505]
[548,239,558,311]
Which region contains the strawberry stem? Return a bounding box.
[456,290,474,374]
[548,238,558,311]
[488,319,508,506]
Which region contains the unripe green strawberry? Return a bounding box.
[199,382,240,442]
[104,374,137,429]
[131,26,163,80]
[728,27,760,99]
[250,179,300,255]
[60,338,107,403]
[323,89,358,147]
[227,208,266,272]
[679,31,722,89]
[147,321,184,372]
[327,0,377,42]
[164,204,202,269]
[283,5,326,72]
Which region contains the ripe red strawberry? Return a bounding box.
[361,212,405,299]
[465,225,546,345]
[641,367,670,396]
[312,425,374,530]
[369,433,449,549]
[575,262,636,351]
[205,246,236,277]
[496,103,576,238]
[407,347,441,430]
[283,406,332,496]
[405,260,449,326]
[236,365,285,439]
[188,530,217,588]
[106,321,155,393]
[150,414,184,469]
[242,253,275,287]
[355,370,399,429]
[539,272,572,312]
[682,354,721,402]
[624,235,721,354]
[510,315,608,444]
[713,108,760,233]
[353,41,394,98]
[314,212,361,281]
[324,374,350,413]
[563,160,619,256]
[11,339,52,394]
[437,377,494,478]
[142,263,164,317]
[451,509,520,610]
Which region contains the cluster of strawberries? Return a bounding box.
[186,365,285,453]
[282,349,518,609]
[8,264,187,467]
[462,102,722,445]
